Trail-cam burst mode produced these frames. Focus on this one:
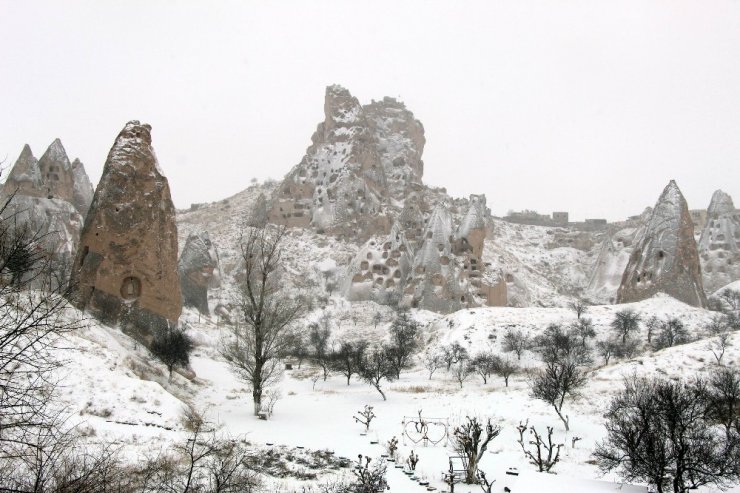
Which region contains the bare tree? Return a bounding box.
[453,357,472,388]
[719,289,740,312]
[220,226,302,415]
[569,317,596,347]
[594,375,740,493]
[386,309,420,378]
[442,342,469,370]
[709,332,732,366]
[451,416,501,484]
[568,300,588,320]
[654,317,690,350]
[595,339,620,365]
[330,340,367,385]
[611,309,641,344]
[495,356,518,387]
[502,328,530,360]
[422,349,444,380]
[470,351,499,384]
[516,420,563,473]
[0,200,85,477]
[358,347,397,401]
[308,315,332,381]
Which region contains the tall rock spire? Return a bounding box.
[699,189,740,293]
[617,180,707,307]
[70,121,181,341]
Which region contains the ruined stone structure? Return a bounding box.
[178,231,220,315]
[70,121,182,341]
[0,141,94,284]
[617,180,707,307]
[698,190,740,293]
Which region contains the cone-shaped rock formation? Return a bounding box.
[617,180,707,307]
[70,121,181,341]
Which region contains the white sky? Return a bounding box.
[1,1,739,221]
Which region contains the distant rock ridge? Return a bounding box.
[70,121,182,342]
[617,180,707,307]
[699,190,740,293]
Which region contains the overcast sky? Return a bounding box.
[1,1,739,221]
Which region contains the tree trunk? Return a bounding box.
[554,405,569,431]
[466,455,478,484]
[375,383,386,401]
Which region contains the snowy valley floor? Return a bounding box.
[52,295,740,492]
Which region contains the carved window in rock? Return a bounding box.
[120,276,142,300]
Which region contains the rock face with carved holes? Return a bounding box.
[0,140,94,286]
[178,231,220,315]
[617,180,707,307]
[699,190,740,293]
[268,85,424,242]
[70,121,182,342]
[273,85,505,313]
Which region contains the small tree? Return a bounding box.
[353,405,375,432]
[516,420,563,473]
[372,312,382,328]
[654,317,690,350]
[709,332,732,366]
[470,351,499,384]
[595,339,619,365]
[151,326,194,381]
[308,316,332,381]
[611,309,641,344]
[350,455,387,493]
[645,315,660,344]
[705,366,740,436]
[568,300,588,319]
[358,347,397,401]
[570,317,595,347]
[442,342,469,370]
[502,328,530,360]
[386,310,420,378]
[451,417,501,484]
[453,357,472,388]
[530,329,588,432]
[495,357,518,387]
[330,340,367,385]
[719,289,740,312]
[422,349,444,380]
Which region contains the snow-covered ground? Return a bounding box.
[44,292,740,492]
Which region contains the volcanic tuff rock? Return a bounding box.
[70,121,182,342]
[269,85,503,313]
[617,180,707,307]
[586,207,652,303]
[178,231,220,315]
[699,190,740,293]
[268,85,424,241]
[0,141,94,285]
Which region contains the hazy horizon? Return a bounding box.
[1,1,739,222]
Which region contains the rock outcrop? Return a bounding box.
[699,190,740,292]
[178,231,220,314]
[268,85,423,241]
[70,121,182,342]
[0,141,94,286]
[617,180,707,307]
[274,85,503,313]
